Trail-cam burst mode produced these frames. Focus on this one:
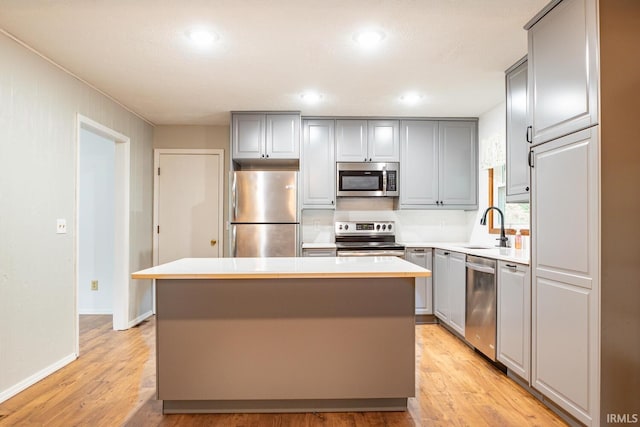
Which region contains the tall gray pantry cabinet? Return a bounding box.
[527,0,599,424]
[526,0,640,425]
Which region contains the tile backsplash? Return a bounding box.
[301,208,471,244]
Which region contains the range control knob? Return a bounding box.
[388,224,393,230]
[344,224,349,230]
[382,224,387,230]
[376,224,381,230]
[339,224,343,230]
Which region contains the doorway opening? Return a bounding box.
[75,115,130,355]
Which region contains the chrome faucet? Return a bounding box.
[480,206,509,248]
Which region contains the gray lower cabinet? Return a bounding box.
[405,248,433,315]
[336,119,399,162]
[433,249,466,335]
[497,261,531,383]
[232,112,300,160]
[301,119,335,208]
[400,120,477,209]
[301,248,336,257]
[505,58,530,203]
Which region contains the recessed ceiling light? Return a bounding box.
[400,93,423,105]
[353,30,385,48]
[300,92,323,104]
[186,29,217,47]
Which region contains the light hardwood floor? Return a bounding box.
[0,316,566,426]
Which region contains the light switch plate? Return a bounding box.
[56,218,67,234]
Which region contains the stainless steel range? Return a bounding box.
[334,221,405,257]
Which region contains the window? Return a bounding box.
[488,166,530,235]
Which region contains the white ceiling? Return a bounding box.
[0,0,547,126]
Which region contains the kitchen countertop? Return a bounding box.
[131,256,431,280]
[403,242,529,265]
[301,241,529,264]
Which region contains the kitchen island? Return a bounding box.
[132,256,430,414]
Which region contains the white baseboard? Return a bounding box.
[78,308,113,315]
[0,353,77,404]
[128,310,153,328]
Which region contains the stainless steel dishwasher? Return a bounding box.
[465,255,497,361]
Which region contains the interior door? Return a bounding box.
[155,150,223,264]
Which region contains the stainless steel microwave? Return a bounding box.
[336,162,399,197]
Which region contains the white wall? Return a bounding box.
[0,33,154,402]
[78,128,115,314]
[467,101,507,246]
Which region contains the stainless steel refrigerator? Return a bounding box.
[230,171,298,257]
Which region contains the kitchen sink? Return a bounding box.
[461,245,494,250]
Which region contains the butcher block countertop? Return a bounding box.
[131,256,431,280]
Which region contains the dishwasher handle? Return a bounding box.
[466,262,495,275]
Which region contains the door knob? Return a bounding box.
[210,239,217,246]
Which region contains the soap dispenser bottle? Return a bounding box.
[514,229,522,250]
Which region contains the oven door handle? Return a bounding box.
[337,250,405,257]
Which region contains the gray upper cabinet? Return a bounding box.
[506,58,530,203]
[266,114,300,159]
[336,120,367,161]
[438,121,477,208]
[232,114,265,159]
[302,119,335,209]
[336,119,399,162]
[367,120,400,161]
[526,0,598,146]
[399,120,439,206]
[400,120,477,210]
[232,112,300,160]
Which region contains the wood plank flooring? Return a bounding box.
[0,316,566,427]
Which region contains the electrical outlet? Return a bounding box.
[91,280,99,291]
[56,218,67,234]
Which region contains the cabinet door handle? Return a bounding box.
[443,252,450,255]
[506,264,518,270]
[413,249,425,252]
[526,125,533,143]
[528,151,534,168]
[525,186,529,192]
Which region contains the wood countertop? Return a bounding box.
[131,256,431,280]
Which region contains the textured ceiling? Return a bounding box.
[0,0,548,125]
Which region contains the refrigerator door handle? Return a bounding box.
[230,224,237,257]
[231,173,238,221]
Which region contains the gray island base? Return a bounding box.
[132,257,430,414]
